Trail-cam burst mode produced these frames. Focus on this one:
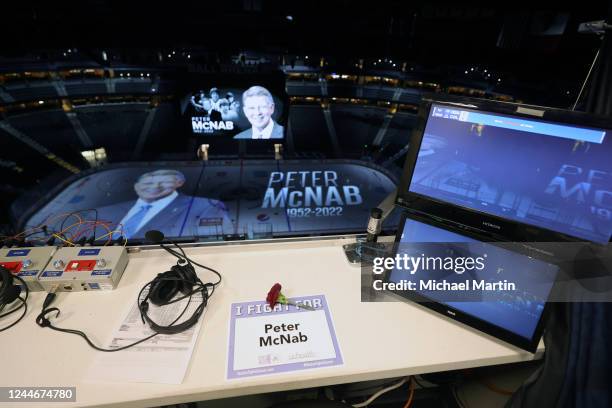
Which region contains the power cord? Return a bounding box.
[36,231,222,351]
[350,377,409,407]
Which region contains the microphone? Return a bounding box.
[145,230,185,261]
[366,208,383,243]
[145,230,165,244]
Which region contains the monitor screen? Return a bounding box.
[181,85,285,140]
[389,216,559,349]
[407,103,611,243]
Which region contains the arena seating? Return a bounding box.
[330,105,387,157]
[289,105,334,156]
[64,80,108,96]
[76,103,150,159]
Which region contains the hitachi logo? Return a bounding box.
[482,222,501,230]
[447,310,456,316]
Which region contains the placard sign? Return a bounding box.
[227,295,343,379]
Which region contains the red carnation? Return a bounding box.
[266,283,283,307]
[265,283,315,311]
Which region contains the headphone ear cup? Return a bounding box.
[171,264,196,295]
[149,272,179,306]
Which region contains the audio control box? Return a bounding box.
[39,246,129,292]
[0,246,57,291]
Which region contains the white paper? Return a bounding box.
[85,291,206,384]
[233,310,337,371]
[227,295,343,379]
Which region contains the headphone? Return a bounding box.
[136,231,219,335]
[0,266,22,306]
[148,260,199,305]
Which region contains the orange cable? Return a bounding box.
[479,378,514,396]
[402,377,415,408]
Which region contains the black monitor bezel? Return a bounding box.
[385,211,558,353]
[395,94,612,244]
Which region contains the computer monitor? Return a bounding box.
[387,213,559,352]
[396,96,612,244]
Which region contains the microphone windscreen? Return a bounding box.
[145,230,165,243]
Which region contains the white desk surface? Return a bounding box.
[0,237,543,407]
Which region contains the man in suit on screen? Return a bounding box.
[233,86,284,140]
[97,169,232,239]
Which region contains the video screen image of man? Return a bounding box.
[233,86,284,140]
[96,169,232,239]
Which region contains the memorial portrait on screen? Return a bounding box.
[96,169,232,239]
[233,86,284,140]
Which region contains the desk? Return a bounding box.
[0,237,543,407]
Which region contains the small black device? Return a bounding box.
[0,266,21,305]
[366,208,383,243]
[0,265,29,332]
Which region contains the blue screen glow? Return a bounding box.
[409,104,612,243]
[390,218,558,341]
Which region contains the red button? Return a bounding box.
[0,261,22,274]
[64,260,97,272]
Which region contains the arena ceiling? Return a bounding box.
[2,1,608,82]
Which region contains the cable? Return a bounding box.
[94,226,127,246]
[160,241,222,287]
[572,45,601,111]
[413,375,436,389]
[0,275,29,332]
[402,377,415,408]
[452,385,468,408]
[70,221,112,243]
[36,238,221,351]
[59,210,97,236]
[352,377,408,407]
[52,234,75,247]
[478,378,514,396]
[337,377,406,395]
